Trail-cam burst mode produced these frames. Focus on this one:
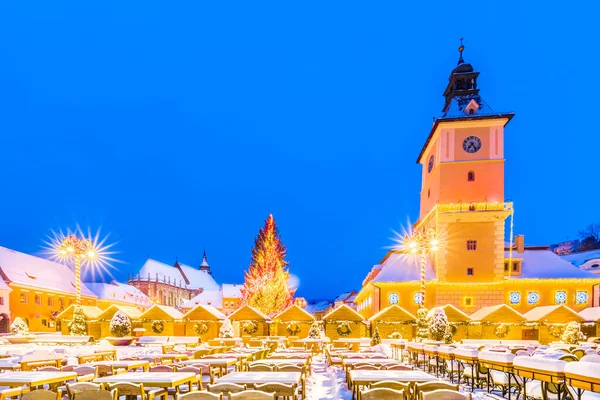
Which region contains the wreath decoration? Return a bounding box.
[193,323,209,336]
[336,321,352,337]
[151,320,164,334]
[548,323,565,338]
[450,325,458,336]
[494,323,510,338]
[242,321,258,335]
[286,322,301,335]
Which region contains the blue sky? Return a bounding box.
[1,1,598,300]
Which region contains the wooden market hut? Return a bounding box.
[229,305,270,338]
[578,307,600,339]
[273,304,315,338]
[56,305,104,339]
[138,305,184,336]
[524,305,584,344]
[183,304,226,340]
[428,304,471,341]
[95,305,143,338]
[323,304,367,340]
[368,305,416,340]
[468,304,526,340]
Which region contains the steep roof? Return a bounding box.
[334,292,354,302]
[181,289,223,310]
[274,304,315,322]
[579,307,600,322]
[369,305,416,322]
[223,284,243,299]
[139,304,184,321]
[56,305,104,320]
[97,304,143,320]
[469,304,525,323]
[229,305,270,321]
[85,282,151,307]
[523,305,584,323]
[562,250,600,267]
[0,246,96,297]
[506,250,600,279]
[428,304,470,322]
[137,258,219,291]
[323,304,364,322]
[183,304,226,321]
[305,301,331,314]
[370,252,436,283]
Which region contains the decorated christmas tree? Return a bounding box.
[307,322,321,339]
[371,326,381,346]
[428,308,449,341]
[69,306,87,336]
[240,215,295,316]
[10,317,29,336]
[561,321,584,344]
[416,307,429,342]
[219,318,234,338]
[109,311,131,338]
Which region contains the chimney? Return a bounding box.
[515,235,525,254]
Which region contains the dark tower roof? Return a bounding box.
[199,247,211,274]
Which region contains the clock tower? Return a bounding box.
[416,41,514,283]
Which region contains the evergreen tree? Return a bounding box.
[307,322,321,339]
[416,307,429,342]
[109,311,131,337]
[371,326,381,346]
[10,317,29,336]
[69,306,87,336]
[428,308,449,341]
[561,321,585,344]
[219,318,234,338]
[240,214,295,316]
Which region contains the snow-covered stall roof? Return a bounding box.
[370,252,436,283]
[523,305,583,323]
[274,304,315,322]
[229,305,270,321]
[305,301,331,314]
[562,249,600,267]
[136,258,219,291]
[428,304,470,322]
[183,304,226,320]
[469,304,525,323]
[139,305,184,321]
[0,246,96,297]
[323,304,364,322]
[334,292,354,302]
[506,249,600,279]
[97,304,143,320]
[222,284,243,299]
[369,305,416,322]
[85,281,151,307]
[56,305,104,320]
[579,307,600,322]
[181,289,223,310]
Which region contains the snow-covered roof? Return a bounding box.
[523,305,581,322]
[305,301,331,314]
[181,289,223,309]
[137,258,219,291]
[346,294,357,303]
[0,246,96,297]
[0,279,11,291]
[139,304,184,320]
[579,307,600,322]
[183,304,226,320]
[334,292,353,302]
[370,252,436,283]
[222,284,242,299]
[507,250,600,279]
[469,304,525,322]
[85,281,152,307]
[562,250,600,267]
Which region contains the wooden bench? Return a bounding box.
[20,359,62,371]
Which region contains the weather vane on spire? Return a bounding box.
[458,38,465,65]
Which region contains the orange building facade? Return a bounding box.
[356,46,600,320]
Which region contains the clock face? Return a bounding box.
[428,155,434,173]
[388,293,399,305]
[462,136,482,153]
[555,291,567,304]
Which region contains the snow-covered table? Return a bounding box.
[478,351,520,400]
[269,352,312,359]
[348,370,437,400]
[95,371,196,393]
[337,352,387,359]
[454,347,479,392]
[177,357,239,374]
[423,344,440,376]
[565,361,600,399]
[0,371,77,388]
[216,371,302,386]
[513,356,567,400]
[89,359,151,372]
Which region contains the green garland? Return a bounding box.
[151,320,165,334]
[336,321,352,336]
[494,323,510,338]
[193,323,209,335]
[376,320,414,325]
[241,321,258,335]
[286,322,301,335]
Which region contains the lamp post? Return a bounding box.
[56,234,97,306]
[403,228,440,308]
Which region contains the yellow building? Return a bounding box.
[356,46,600,324]
[0,246,97,332]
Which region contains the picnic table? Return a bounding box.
[338,352,387,359]
[90,360,151,372]
[95,372,196,393]
[0,371,77,388]
[348,370,438,400]
[177,357,239,375]
[478,351,519,400]
[159,353,189,363]
[268,352,312,359]
[216,371,302,386]
[513,356,567,400]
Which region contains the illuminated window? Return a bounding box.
[47,297,54,307]
[467,268,474,276]
[59,298,64,308]
[413,292,423,305]
[468,171,475,182]
[527,292,540,305]
[388,293,399,305]
[504,262,509,271]
[555,291,567,304]
[34,295,41,306]
[20,293,28,304]
[509,292,521,305]
[467,240,477,251]
[0,297,3,306]
[512,262,520,273]
[463,297,474,308]
[576,291,588,305]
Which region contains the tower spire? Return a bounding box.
[199,246,211,274]
[457,38,465,65]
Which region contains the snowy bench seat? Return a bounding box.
[137,336,170,346]
[30,335,93,345]
[167,336,200,345]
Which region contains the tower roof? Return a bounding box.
[200,248,209,268]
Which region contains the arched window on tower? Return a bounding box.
[468,171,475,182]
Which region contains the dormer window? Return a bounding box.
[464,99,480,115]
[468,171,475,182]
